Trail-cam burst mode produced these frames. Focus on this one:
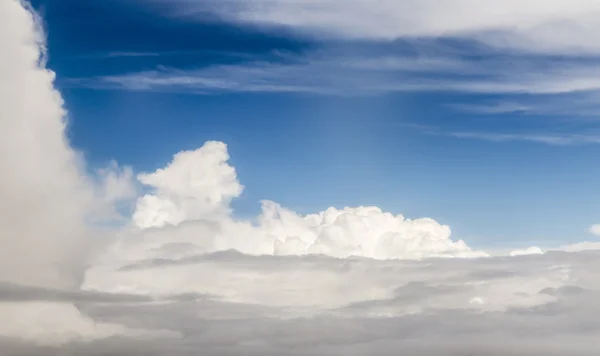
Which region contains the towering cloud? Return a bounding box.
[0,0,148,345]
[0,0,94,290]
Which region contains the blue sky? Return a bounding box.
[31,0,600,248]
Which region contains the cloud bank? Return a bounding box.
[23,250,600,355]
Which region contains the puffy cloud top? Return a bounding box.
[114,141,487,263]
[263,201,484,259]
[133,141,244,229]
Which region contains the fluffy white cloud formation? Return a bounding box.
[119,141,486,262]
[133,141,243,229]
[0,0,93,290]
[0,0,143,345]
[167,0,600,54]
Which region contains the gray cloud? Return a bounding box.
[0,283,151,304]
[7,250,600,355]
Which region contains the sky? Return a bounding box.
[29,0,600,249]
[6,0,600,354]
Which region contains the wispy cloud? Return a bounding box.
[447,132,600,145]
[448,92,600,119]
[148,0,600,55]
[76,49,259,60]
[102,51,162,58]
[418,128,600,145]
[73,51,600,97]
[395,121,600,145]
[448,102,531,115]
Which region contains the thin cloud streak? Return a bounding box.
[73,52,600,99]
[426,130,600,145]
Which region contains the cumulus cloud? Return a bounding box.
[0,0,151,345]
[159,0,600,55]
[110,141,486,264]
[0,0,92,290]
[133,141,243,229]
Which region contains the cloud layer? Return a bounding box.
[16,250,600,355]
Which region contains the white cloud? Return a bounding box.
[395,124,600,146]
[75,139,600,354]
[84,52,600,101]
[110,141,487,262]
[444,132,600,145]
[163,0,600,55]
[509,246,544,257]
[588,224,600,236]
[0,0,93,291]
[97,162,137,205]
[133,141,244,229]
[101,1,600,104]
[0,0,148,345]
[448,92,600,118]
[90,161,138,222]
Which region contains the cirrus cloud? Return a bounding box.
[151,0,600,55]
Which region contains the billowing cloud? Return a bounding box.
[0,0,149,345]
[0,0,92,290]
[133,141,244,229]
[106,141,486,265]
